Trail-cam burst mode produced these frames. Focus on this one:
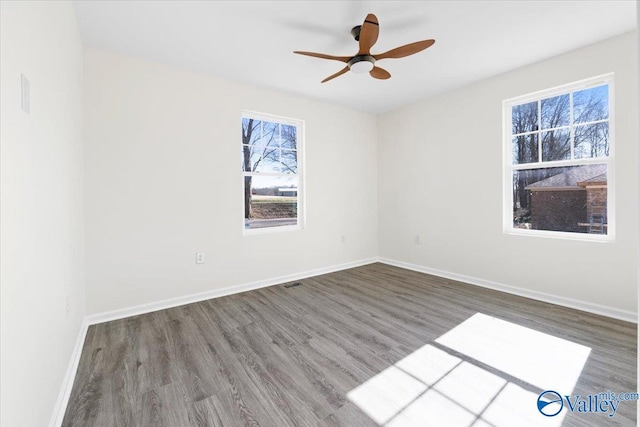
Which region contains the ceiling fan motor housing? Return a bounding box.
[348,55,375,73]
[350,25,361,41]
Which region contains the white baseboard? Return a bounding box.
[379,257,637,323]
[86,257,378,325]
[48,317,90,427]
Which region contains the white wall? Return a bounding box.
[0,2,85,427]
[84,48,378,315]
[378,32,638,316]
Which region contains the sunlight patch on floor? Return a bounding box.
[386,389,477,427]
[435,313,591,395]
[347,313,591,426]
[348,345,456,424]
[434,361,506,414]
[394,343,461,386]
[346,365,427,424]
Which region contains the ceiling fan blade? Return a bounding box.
[357,13,379,55]
[293,51,351,63]
[370,66,391,80]
[374,39,435,61]
[321,66,350,83]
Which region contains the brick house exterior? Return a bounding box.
[528,189,586,232]
[525,164,607,233]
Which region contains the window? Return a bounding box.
[241,112,303,233]
[503,74,614,239]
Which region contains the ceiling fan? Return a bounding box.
[294,13,435,83]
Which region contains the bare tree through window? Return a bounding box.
[242,115,302,231]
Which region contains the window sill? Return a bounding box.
[504,228,614,242]
[243,223,303,236]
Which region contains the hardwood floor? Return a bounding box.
[62,263,637,426]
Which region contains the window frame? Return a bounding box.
[502,73,615,242]
[241,110,305,235]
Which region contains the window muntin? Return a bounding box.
[242,113,303,233]
[504,74,613,239]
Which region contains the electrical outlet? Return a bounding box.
[414,235,421,244]
[341,235,347,244]
[196,252,205,264]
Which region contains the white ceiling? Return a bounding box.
[73,1,637,114]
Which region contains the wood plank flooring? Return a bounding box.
[62,263,637,426]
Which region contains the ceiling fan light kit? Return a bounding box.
[294,13,435,83]
[348,55,375,73]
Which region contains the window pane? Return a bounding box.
[244,176,298,229]
[541,129,570,162]
[512,134,539,164]
[281,124,297,150]
[261,147,281,173]
[541,94,569,129]
[242,117,251,143]
[512,164,607,234]
[512,101,538,134]
[573,85,608,124]
[281,149,297,174]
[242,118,262,146]
[260,121,280,147]
[574,122,609,159]
[241,145,264,172]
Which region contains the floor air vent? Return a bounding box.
[284,282,302,288]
